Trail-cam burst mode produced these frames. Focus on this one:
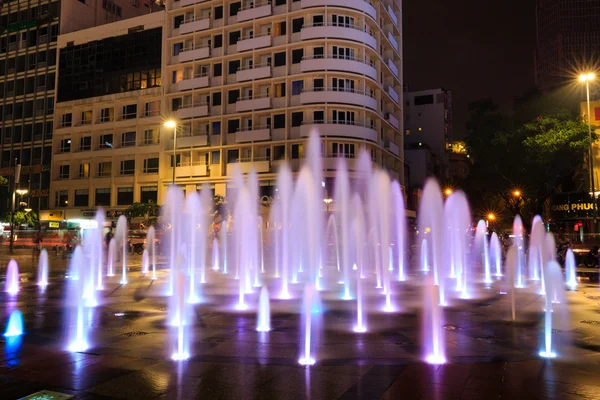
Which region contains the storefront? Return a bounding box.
[547,192,599,243]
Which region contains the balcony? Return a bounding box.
[301,0,376,20]
[322,154,358,171]
[236,63,271,82]
[237,33,271,52]
[387,59,399,78]
[385,140,400,157]
[177,103,209,119]
[227,157,270,175]
[300,121,377,142]
[301,23,376,50]
[176,131,208,148]
[179,17,210,35]
[178,45,210,63]
[178,73,210,91]
[235,126,270,143]
[175,162,208,178]
[387,4,399,26]
[236,94,271,112]
[180,0,208,6]
[238,1,272,22]
[300,88,377,111]
[300,55,376,81]
[388,86,399,103]
[386,113,399,129]
[387,32,399,53]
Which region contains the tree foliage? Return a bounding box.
[123,201,161,227]
[464,94,592,228]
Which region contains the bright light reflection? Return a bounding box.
[298,357,316,366]
[426,354,446,364]
[539,350,557,358]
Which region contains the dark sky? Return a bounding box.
[403,0,537,139]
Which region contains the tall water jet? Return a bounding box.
[423,282,445,364]
[94,210,105,291]
[540,232,558,296]
[162,186,185,296]
[233,184,255,310]
[490,232,502,277]
[5,259,19,295]
[184,191,202,302]
[334,158,352,298]
[220,221,228,274]
[474,220,492,284]
[353,217,367,332]
[506,246,517,321]
[418,180,444,299]
[107,238,116,277]
[325,215,341,275]
[512,215,526,288]
[256,286,271,332]
[565,248,577,290]
[443,191,472,300]
[67,247,89,352]
[170,259,192,361]
[298,284,318,366]
[115,215,128,285]
[37,249,49,288]
[528,216,545,282]
[141,249,149,275]
[540,260,561,358]
[4,310,24,337]
[276,165,292,299]
[391,181,406,281]
[421,239,429,272]
[146,226,157,280]
[212,238,220,271]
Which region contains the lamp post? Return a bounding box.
[580,73,597,231]
[164,120,177,184]
[9,160,23,253]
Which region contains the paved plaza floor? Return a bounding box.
[0,249,600,399]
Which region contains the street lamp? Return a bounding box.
[323,198,333,212]
[444,188,453,196]
[9,162,23,253]
[164,120,178,184]
[512,190,521,198]
[580,73,597,230]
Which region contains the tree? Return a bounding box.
[13,210,38,227]
[123,201,161,227]
[464,98,591,229]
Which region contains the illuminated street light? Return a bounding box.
[579,73,595,82]
[444,188,453,196]
[580,72,598,231]
[15,189,28,196]
[487,213,495,221]
[513,190,521,197]
[164,119,177,129]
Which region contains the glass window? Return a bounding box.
[292,80,304,96]
[117,187,134,205]
[79,163,90,178]
[99,134,114,149]
[291,111,303,127]
[120,159,135,175]
[229,2,241,16]
[229,31,241,45]
[227,149,239,163]
[55,190,68,207]
[212,121,221,135]
[211,151,220,164]
[228,119,239,134]
[292,17,304,33]
[292,48,304,64]
[98,161,112,177]
[213,63,222,77]
[212,92,222,106]
[274,114,285,129]
[95,188,111,206]
[121,131,136,147]
[214,6,223,19]
[59,165,70,179]
[74,189,89,207]
[214,34,222,48]
[143,157,159,173]
[80,136,91,151]
[59,138,71,153]
[274,52,286,67]
[228,89,240,104]
[140,186,158,203]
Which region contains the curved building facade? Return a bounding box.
[162,0,403,199]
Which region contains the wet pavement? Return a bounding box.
[0,251,600,399]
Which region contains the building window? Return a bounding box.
[273,145,285,160]
[100,108,113,122]
[414,95,434,105]
[229,2,241,16]
[55,190,68,207]
[79,163,90,178]
[211,151,220,164]
[313,110,324,123]
[95,188,111,206]
[274,52,286,67]
[214,6,223,19]
[228,149,239,163]
[120,160,135,175]
[174,15,184,29]
[228,119,240,134]
[140,186,158,203]
[292,48,304,64]
[213,63,222,77]
[274,21,286,36]
[98,161,112,177]
[291,144,302,159]
[291,111,303,127]
[212,92,222,106]
[81,110,92,125]
[117,187,134,205]
[121,131,136,147]
[228,89,240,104]
[143,129,159,145]
[214,34,223,48]
[229,31,241,45]
[59,165,70,179]
[99,134,114,149]
[80,136,92,151]
[292,80,304,96]
[59,138,71,153]
[275,82,286,97]
[61,113,72,127]
[274,114,285,129]
[74,189,89,207]
[292,17,304,33]
[212,121,222,135]
[332,142,355,158]
[228,60,241,75]
[275,0,286,5]
[122,104,137,119]
[143,157,159,173]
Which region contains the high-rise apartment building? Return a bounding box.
[163,0,403,200]
[535,0,600,91]
[0,0,159,215]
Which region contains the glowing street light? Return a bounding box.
[512,190,521,197]
[580,72,598,230]
[15,189,28,196]
[444,188,453,196]
[487,213,495,221]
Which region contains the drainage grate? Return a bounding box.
[19,390,74,400]
[476,337,507,344]
[580,320,600,325]
[121,331,149,337]
[200,337,228,344]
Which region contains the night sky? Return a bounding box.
[403,0,536,139]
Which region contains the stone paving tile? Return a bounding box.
[87,369,174,399]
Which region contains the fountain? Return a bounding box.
[5,259,19,295]
[256,286,271,332]
[220,220,228,275]
[67,247,89,352]
[443,191,471,302]
[115,215,128,285]
[565,249,577,290]
[299,284,318,366]
[212,238,220,271]
[170,259,191,361]
[540,260,562,358]
[490,232,502,277]
[275,164,292,299]
[423,282,445,364]
[505,246,517,321]
[146,226,157,280]
[391,181,406,281]
[474,220,492,284]
[37,249,49,288]
[4,310,23,337]
[141,249,149,275]
[528,216,545,282]
[107,238,116,277]
[512,216,526,288]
